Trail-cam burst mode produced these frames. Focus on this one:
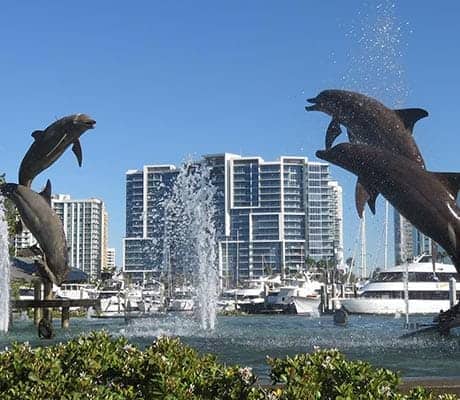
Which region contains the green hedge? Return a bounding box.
[0,331,456,400]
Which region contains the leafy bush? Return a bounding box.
[0,331,456,399]
[266,348,458,400]
[0,331,258,400]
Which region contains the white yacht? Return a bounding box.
[337,255,459,315]
[230,276,281,309]
[167,286,195,312]
[141,280,165,313]
[97,289,126,317]
[267,273,323,315]
[55,283,99,300]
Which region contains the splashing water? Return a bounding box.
[0,196,10,333]
[163,159,218,331]
[341,0,410,107]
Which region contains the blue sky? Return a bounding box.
[0,1,459,268]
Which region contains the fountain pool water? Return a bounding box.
[0,197,10,333]
[2,314,459,381]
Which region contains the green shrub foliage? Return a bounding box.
[0,331,456,399]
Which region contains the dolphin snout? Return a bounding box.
[316,149,327,159]
[73,114,96,128]
[86,119,96,128]
[305,97,319,111]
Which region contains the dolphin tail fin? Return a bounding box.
[355,180,378,218]
[394,108,429,133]
[72,140,83,167]
[431,172,460,199]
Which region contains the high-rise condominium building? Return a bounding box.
[328,181,344,266]
[106,248,116,270]
[123,153,343,284]
[394,210,446,265]
[52,195,108,279]
[14,195,108,280]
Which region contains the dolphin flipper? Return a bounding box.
[394,108,429,133]
[346,128,358,143]
[72,140,83,167]
[325,118,342,149]
[355,180,379,218]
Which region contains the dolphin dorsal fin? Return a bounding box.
[40,179,52,205]
[31,130,44,140]
[432,172,460,199]
[394,108,429,133]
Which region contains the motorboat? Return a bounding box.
[141,279,165,313]
[266,273,323,314]
[93,280,160,318]
[337,255,459,315]
[55,283,99,300]
[167,286,195,312]
[18,286,35,300]
[227,276,281,311]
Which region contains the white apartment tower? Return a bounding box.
[328,181,344,266]
[14,195,109,279]
[52,195,108,279]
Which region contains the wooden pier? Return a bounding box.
[11,299,100,330]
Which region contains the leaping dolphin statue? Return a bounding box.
[19,114,96,188]
[1,182,70,284]
[306,90,428,216]
[316,143,460,272]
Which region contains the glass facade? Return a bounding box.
[124,166,178,282]
[124,154,343,286]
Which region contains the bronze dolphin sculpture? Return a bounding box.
[1,182,70,284]
[316,143,460,272]
[306,89,428,216]
[19,114,96,188]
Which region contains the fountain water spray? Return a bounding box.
[0,196,10,333]
[342,0,409,106]
[163,159,218,330]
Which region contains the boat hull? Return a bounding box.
[292,296,320,315]
[338,298,451,315]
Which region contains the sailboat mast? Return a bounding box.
[384,200,389,271]
[361,211,367,279]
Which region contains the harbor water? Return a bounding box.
[1,314,459,381]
